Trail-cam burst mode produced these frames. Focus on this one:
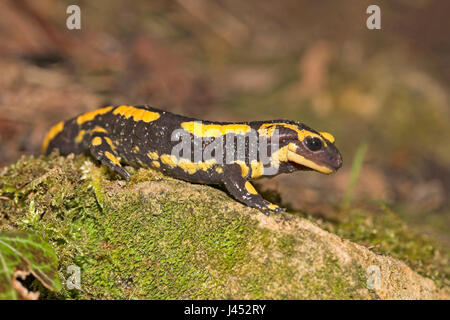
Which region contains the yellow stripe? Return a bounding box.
[77,106,113,125]
[287,143,333,174]
[234,160,249,178]
[75,129,86,144]
[181,121,251,138]
[42,121,64,153]
[269,145,289,168]
[320,131,335,143]
[196,159,217,171]
[178,158,198,174]
[105,151,121,166]
[245,181,258,195]
[104,137,115,150]
[159,154,218,174]
[113,105,160,122]
[250,160,264,178]
[92,126,107,133]
[160,154,178,167]
[258,123,327,146]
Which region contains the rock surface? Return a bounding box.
[0,154,447,299]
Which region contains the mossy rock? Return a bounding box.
[0,154,447,299]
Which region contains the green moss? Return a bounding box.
[0,154,447,299]
[300,259,370,300]
[329,205,449,288]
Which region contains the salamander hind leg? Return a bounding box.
[223,165,285,216]
[88,133,131,180]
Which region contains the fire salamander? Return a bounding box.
[42,105,342,215]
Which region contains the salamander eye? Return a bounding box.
[305,137,323,151]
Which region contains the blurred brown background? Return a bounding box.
[0,0,449,243]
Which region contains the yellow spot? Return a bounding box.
[75,130,86,144]
[105,151,121,166]
[160,154,178,168]
[113,105,160,122]
[180,158,217,174]
[287,143,333,174]
[147,151,159,160]
[133,145,140,153]
[215,166,223,174]
[159,154,218,174]
[196,159,217,171]
[92,126,107,133]
[320,131,335,143]
[258,123,326,146]
[250,160,264,178]
[234,160,249,178]
[42,121,64,153]
[77,106,113,125]
[268,203,279,210]
[104,137,115,150]
[269,145,289,168]
[181,121,251,138]
[152,161,160,168]
[178,158,198,174]
[92,137,102,146]
[245,181,258,195]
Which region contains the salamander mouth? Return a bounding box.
[286,144,334,174]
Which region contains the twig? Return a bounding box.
[0,195,17,210]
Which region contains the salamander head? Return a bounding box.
[261,122,343,174]
[286,131,342,174]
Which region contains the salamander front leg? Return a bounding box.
[223,165,284,215]
[88,134,131,180]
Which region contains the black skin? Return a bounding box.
[43,105,343,215]
[223,164,281,214]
